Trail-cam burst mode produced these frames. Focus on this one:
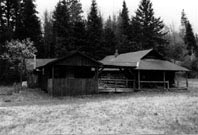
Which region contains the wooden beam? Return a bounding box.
[98,67,104,75]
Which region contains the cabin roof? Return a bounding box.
[45,51,102,66]
[101,49,152,67]
[137,59,189,71]
[100,49,189,71]
[40,51,102,68]
[26,51,102,70]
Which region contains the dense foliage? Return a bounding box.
[0,0,198,83]
[0,0,42,57]
[131,0,167,53]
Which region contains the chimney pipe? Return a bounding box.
[114,49,119,58]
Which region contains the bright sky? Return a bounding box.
[36,0,198,33]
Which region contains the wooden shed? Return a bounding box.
[36,51,102,96]
[100,49,189,90]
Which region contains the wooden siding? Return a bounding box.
[49,78,98,96]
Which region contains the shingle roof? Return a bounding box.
[45,51,102,67]
[100,49,189,71]
[100,49,152,67]
[26,59,56,71]
[138,59,189,71]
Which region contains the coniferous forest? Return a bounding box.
[0,0,198,83]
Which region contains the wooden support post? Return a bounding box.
[177,79,179,88]
[96,67,99,94]
[163,71,166,89]
[186,72,189,89]
[133,80,135,90]
[138,70,141,90]
[52,66,55,97]
[167,82,170,89]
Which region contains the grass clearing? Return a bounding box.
[0,82,198,134]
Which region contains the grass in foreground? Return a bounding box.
[0,87,198,135]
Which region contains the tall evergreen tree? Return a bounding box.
[0,1,5,54]
[184,21,197,57]
[43,10,54,58]
[68,0,86,52]
[72,20,86,51]
[116,1,132,53]
[132,0,167,51]
[52,0,84,57]
[86,0,103,59]
[68,0,83,23]
[180,10,197,58]
[21,0,43,57]
[120,1,130,36]
[103,16,117,55]
[0,0,22,54]
[180,9,188,38]
[53,0,71,57]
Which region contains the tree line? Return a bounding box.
[0,0,198,83]
[0,0,171,60]
[43,0,169,60]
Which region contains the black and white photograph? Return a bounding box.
[0,0,198,134]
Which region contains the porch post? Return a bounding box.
[186,72,189,89]
[138,70,141,89]
[52,66,55,97]
[163,71,166,89]
[95,67,99,94]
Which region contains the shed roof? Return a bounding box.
[26,59,56,71]
[100,49,189,72]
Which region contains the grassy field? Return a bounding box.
[0,81,198,134]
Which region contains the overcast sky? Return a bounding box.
[36,0,198,33]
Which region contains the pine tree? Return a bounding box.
[21,0,43,57]
[53,0,71,57]
[116,1,132,53]
[180,10,197,58]
[132,0,167,50]
[0,0,19,41]
[52,0,84,57]
[0,0,22,54]
[68,0,85,52]
[184,21,197,57]
[180,9,188,38]
[14,0,24,40]
[43,10,54,58]
[72,21,86,51]
[103,16,117,55]
[0,1,5,54]
[120,1,130,36]
[86,0,103,59]
[68,0,83,23]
